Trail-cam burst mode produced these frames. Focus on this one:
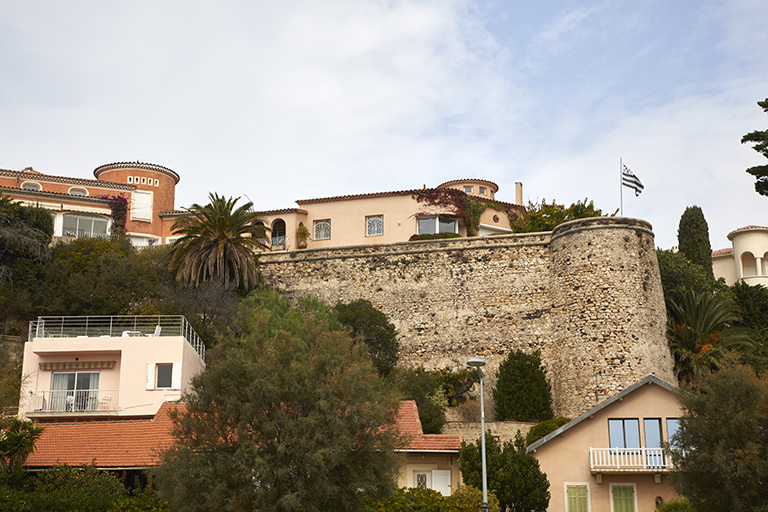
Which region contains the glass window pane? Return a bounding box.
[93,219,108,234]
[439,218,455,233]
[418,217,436,235]
[609,419,625,448]
[156,364,173,388]
[644,418,662,448]
[667,418,680,447]
[624,419,641,448]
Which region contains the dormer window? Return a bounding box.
[21,182,41,191]
[69,188,88,197]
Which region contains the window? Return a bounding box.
[141,177,147,184]
[314,219,331,240]
[51,371,100,412]
[479,187,486,195]
[132,191,152,221]
[417,216,457,235]
[608,419,641,451]
[566,484,589,512]
[62,215,108,238]
[154,179,159,186]
[134,176,140,184]
[414,471,430,489]
[644,418,663,467]
[147,363,180,390]
[21,182,41,191]
[610,484,636,512]
[464,186,472,193]
[69,187,88,197]
[127,176,133,184]
[366,215,383,237]
[666,418,680,448]
[156,364,173,388]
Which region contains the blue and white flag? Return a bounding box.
[622,164,644,196]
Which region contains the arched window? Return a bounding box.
[69,188,88,197]
[21,182,41,191]
[741,251,757,277]
[271,219,287,249]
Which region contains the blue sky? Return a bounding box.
[1,0,766,250]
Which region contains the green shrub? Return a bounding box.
[367,487,448,512]
[408,233,461,241]
[526,417,571,445]
[657,497,695,512]
[493,350,554,422]
[449,485,501,512]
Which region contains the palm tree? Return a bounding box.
[169,193,269,291]
[667,290,758,386]
[0,417,44,471]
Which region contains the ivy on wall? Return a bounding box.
[100,194,129,235]
[412,189,521,237]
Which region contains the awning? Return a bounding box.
[39,361,116,371]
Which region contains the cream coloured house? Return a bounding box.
[258,179,525,251]
[712,225,768,287]
[18,315,206,421]
[527,375,680,512]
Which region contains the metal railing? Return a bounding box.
[28,389,119,413]
[60,230,110,240]
[29,315,205,361]
[590,447,671,472]
[271,236,288,249]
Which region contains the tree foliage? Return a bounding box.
[459,431,550,512]
[493,350,554,422]
[367,485,500,512]
[412,188,520,237]
[656,249,723,307]
[670,361,768,512]
[666,290,759,386]
[514,198,613,233]
[154,290,402,512]
[169,193,269,291]
[525,417,570,445]
[335,299,399,376]
[677,206,714,278]
[741,98,768,196]
[395,367,448,435]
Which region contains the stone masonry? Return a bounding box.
[259,217,674,419]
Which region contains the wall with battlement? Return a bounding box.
[259,217,674,418]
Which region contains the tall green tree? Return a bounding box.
[667,290,758,385]
[334,299,399,376]
[669,361,768,512]
[459,431,550,512]
[741,98,768,196]
[154,290,402,512]
[169,193,269,291]
[493,350,554,422]
[677,206,714,279]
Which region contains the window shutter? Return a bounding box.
[432,470,451,496]
[172,363,182,389]
[146,363,154,390]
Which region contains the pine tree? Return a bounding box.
[677,206,714,279]
[493,350,554,422]
[741,98,768,196]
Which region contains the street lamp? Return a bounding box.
[467,357,489,512]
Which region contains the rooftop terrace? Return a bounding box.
[29,315,205,361]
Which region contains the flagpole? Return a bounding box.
[620,158,624,217]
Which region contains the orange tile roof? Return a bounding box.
[394,400,461,452]
[25,402,182,470]
[712,248,733,258]
[25,400,459,470]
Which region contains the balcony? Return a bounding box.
[27,390,119,417]
[29,315,205,361]
[590,447,672,474]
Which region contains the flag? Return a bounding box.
[622,164,644,196]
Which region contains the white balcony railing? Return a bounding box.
[28,389,119,414]
[590,447,672,472]
[28,315,205,361]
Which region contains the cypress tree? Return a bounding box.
[677,206,714,279]
[493,350,554,422]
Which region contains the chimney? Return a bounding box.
[515,182,523,206]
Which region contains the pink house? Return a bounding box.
[712,225,768,287]
[18,315,205,422]
[527,375,681,512]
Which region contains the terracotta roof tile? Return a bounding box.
[25,402,183,470]
[727,225,768,240]
[393,400,461,452]
[712,248,733,257]
[0,169,134,191]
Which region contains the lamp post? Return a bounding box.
[467,357,489,512]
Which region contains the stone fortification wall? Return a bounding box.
[258,217,674,418]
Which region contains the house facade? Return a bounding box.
[527,375,681,512]
[18,315,206,421]
[258,179,525,251]
[0,162,184,247]
[712,225,768,287]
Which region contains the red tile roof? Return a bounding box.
[25,402,182,470]
[25,401,460,470]
[437,178,499,193]
[712,248,733,258]
[728,225,768,240]
[394,400,461,452]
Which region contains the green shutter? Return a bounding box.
[567,485,588,512]
[612,485,635,512]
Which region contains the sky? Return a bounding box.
[1,0,766,250]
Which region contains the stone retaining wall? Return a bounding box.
[259,217,674,418]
